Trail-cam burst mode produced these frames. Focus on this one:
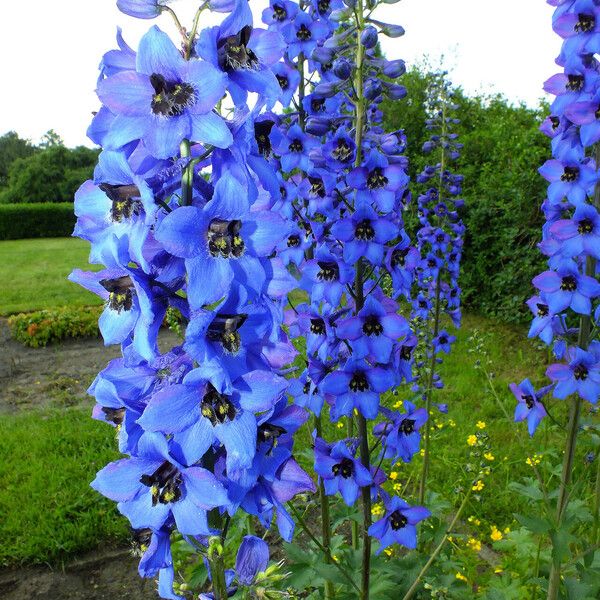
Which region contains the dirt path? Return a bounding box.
[0,549,157,599]
[0,321,181,413]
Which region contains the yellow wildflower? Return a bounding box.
[467,538,482,552]
[448,419,456,428]
[476,421,486,429]
[467,434,478,446]
[472,480,484,492]
[372,504,384,517]
[490,526,503,542]
[455,572,468,582]
[484,452,495,461]
[393,399,403,409]
[393,483,402,493]
[526,454,542,467]
[336,422,344,429]
[389,471,399,480]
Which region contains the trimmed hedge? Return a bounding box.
[8,306,102,348]
[0,203,75,240]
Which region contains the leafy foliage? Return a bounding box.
[0,131,37,187]
[8,306,102,347]
[0,202,76,240]
[384,69,547,323]
[0,144,98,204]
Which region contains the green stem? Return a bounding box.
[351,3,371,597]
[402,488,472,600]
[547,256,594,600]
[357,414,372,600]
[592,453,600,548]
[349,411,359,551]
[418,272,442,505]
[180,139,193,206]
[185,2,208,60]
[298,52,307,128]
[315,414,335,600]
[288,503,361,595]
[207,537,228,600]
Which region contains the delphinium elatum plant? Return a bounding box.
[73,0,434,598]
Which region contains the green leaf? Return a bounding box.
[514,513,552,534]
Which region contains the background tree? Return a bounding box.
[0,131,37,187]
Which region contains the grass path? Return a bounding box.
[0,237,102,315]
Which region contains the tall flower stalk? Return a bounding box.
[513,2,600,598]
[411,74,464,504]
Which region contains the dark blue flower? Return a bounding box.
[314,438,373,505]
[368,496,430,554]
[509,379,549,436]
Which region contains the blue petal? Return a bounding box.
[235,536,269,585]
[137,384,199,433]
[136,26,186,79]
[215,411,257,471]
[190,112,233,149]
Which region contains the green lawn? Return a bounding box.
[0,237,102,315]
[0,409,128,566]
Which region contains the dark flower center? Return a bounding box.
[100,276,134,312]
[439,335,448,344]
[99,183,142,222]
[575,13,595,33]
[332,139,353,163]
[523,394,535,409]
[296,24,312,41]
[317,260,339,281]
[355,218,375,241]
[309,176,326,197]
[273,3,287,20]
[201,385,236,425]
[596,105,600,120]
[332,457,354,478]
[390,510,408,530]
[349,371,369,392]
[132,528,153,554]
[399,418,415,435]
[102,407,126,426]
[257,423,286,454]
[276,74,289,90]
[289,138,304,153]
[140,461,182,506]
[550,116,560,130]
[207,313,248,353]
[311,98,326,112]
[536,303,549,317]
[400,345,412,360]
[561,166,579,182]
[150,74,196,117]
[310,317,326,335]
[367,168,388,190]
[303,379,318,395]
[287,234,301,247]
[560,275,577,291]
[318,0,331,13]
[391,248,408,268]
[566,74,584,92]
[578,217,594,234]
[218,26,259,72]
[362,315,383,336]
[207,219,245,258]
[574,364,588,380]
[255,120,274,156]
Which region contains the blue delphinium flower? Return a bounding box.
[314,438,373,505]
[547,345,600,403]
[509,379,550,436]
[97,26,232,158]
[368,497,430,554]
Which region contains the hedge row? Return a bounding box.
[0,203,76,240]
[8,306,102,348]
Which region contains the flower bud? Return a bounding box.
[360,26,378,49]
[333,57,352,80]
[312,46,335,64]
[306,117,331,136]
[364,79,382,100]
[383,59,406,79]
[381,24,405,38]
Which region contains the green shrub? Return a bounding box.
[8,306,102,347]
[383,68,547,324]
[0,203,76,240]
[0,145,98,204]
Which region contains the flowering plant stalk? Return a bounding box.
[410,73,464,505]
[512,1,600,598]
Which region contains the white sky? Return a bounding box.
[0,0,560,148]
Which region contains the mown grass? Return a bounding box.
[0,237,102,315]
[0,408,128,566]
